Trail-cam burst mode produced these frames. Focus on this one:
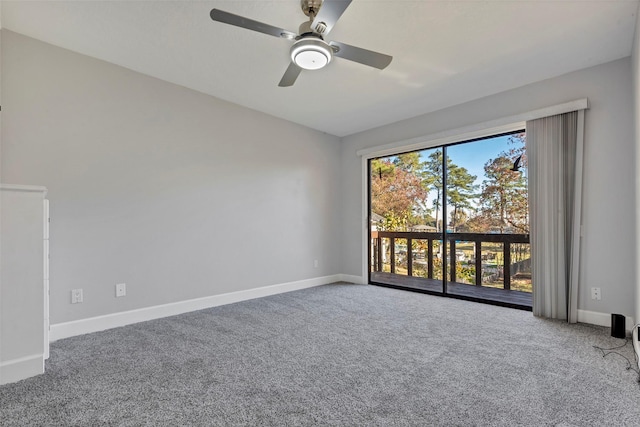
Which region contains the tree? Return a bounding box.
[423,150,444,231]
[376,211,409,232]
[451,209,470,232]
[477,156,528,233]
[423,150,478,232]
[446,164,477,232]
[473,133,528,234]
[393,152,422,173]
[395,152,433,221]
[370,158,428,228]
[504,133,527,163]
[463,213,493,232]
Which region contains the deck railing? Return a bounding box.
[370,231,530,290]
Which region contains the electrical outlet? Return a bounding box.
[591,287,601,300]
[116,283,126,297]
[314,259,318,268]
[71,289,83,304]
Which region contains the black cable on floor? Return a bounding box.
[593,336,640,379]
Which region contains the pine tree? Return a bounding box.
[446,164,477,232]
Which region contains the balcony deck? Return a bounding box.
[370,230,532,310]
[370,272,532,309]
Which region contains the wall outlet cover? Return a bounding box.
[71,289,83,304]
[116,283,126,297]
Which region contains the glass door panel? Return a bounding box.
[445,133,530,303]
[369,147,443,294]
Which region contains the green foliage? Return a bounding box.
[377,211,409,231]
[427,257,475,284]
[423,150,445,230]
[455,263,476,284]
[446,164,478,232]
[393,152,422,173]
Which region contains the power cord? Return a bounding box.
[593,334,640,382]
[593,323,640,384]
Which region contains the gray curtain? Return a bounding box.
[527,111,582,321]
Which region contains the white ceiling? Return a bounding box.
[2,0,638,137]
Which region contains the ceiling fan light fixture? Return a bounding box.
[290,38,332,70]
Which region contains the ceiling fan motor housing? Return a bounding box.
[291,37,333,70]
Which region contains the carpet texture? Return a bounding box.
[1,283,639,426]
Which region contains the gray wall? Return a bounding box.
[1,30,342,324]
[341,58,636,318]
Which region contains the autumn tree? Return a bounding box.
[476,156,528,233]
[462,212,493,232]
[472,134,528,234]
[395,152,433,222]
[504,133,526,162]
[370,158,428,230]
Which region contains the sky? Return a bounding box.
[416,133,526,214]
[419,134,523,189]
[377,132,526,215]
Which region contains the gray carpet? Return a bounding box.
[1,283,639,426]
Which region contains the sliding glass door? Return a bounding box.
[368,131,532,309]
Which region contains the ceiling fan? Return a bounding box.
[210,0,393,87]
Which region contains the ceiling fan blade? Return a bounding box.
[329,41,392,70]
[278,63,302,87]
[311,0,352,35]
[210,9,297,39]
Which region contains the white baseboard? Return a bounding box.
[577,309,635,332]
[337,274,365,284]
[50,274,345,342]
[0,354,44,385]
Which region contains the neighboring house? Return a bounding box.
[370,212,385,231]
[411,224,437,233]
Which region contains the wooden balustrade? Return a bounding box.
[370,231,530,290]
